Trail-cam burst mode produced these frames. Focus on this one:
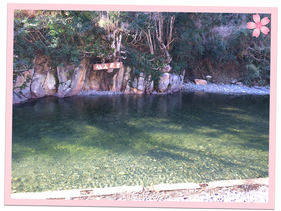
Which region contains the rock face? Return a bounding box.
[167,71,185,93]
[158,73,170,93]
[13,55,57,103]
[57,58,89,98]
[13,56,90,103]
[13,68,34,104]
[30,55,57,98]
[30,75,47,98]
[111,66,124,92]
[121,68,185,94]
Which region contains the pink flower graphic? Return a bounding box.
[247,13,270,38]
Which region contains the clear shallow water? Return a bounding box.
[12,91,269,193]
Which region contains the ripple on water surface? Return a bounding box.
[12,92,269,193]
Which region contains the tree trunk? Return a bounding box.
[167,15,175,51]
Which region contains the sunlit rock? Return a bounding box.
[43,71,57,95]
[57,58,89,98]
[158,73,170,92]
[145,75,154,94]
[194,79,207,85]
[136,73,146,94]
[30,73,47,98]
[168,73,181,93]
[13,69,34,102]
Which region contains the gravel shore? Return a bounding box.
[182,82,270,95]
[73,184,268,202]
[77,82,270,96]
[77,90,124,96]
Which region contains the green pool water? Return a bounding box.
[12,91,269,193]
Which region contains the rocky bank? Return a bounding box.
[13,56,185,104]
[13,56,270,104]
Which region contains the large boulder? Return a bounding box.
[194,79,207,85]
[13,91,28,104]
[30,75,46,98]
[123,70,147,95]
[30,55,57,98]
[31,72,57,98]
[167,70,185,93]
[130,73,146,95]
[145,75,154,94]
[57,63,75,97]
[136,73,146,94]
[13,69,34,103]
[158,73,170,92]
[57,58,89,98]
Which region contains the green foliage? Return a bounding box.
[14,10,271,86]
[122,44,164,87]
[14,10,109,69]
[170,12,271,85]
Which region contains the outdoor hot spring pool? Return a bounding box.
[11,91,269,193]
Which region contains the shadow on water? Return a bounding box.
[12,92,269,159]
[12,91,269,192]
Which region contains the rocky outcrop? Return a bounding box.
[30,75,47,98]
[13,56,90,103]
[127,72,146,95]
[57,58,89,98]
[13,55,57,103]
[81,64,185,95]
[120,68,185,95]
[111,66,124,92]
[167,71,185,93]
[13,68,34,104]
[30,55,57,98]
[13,57,186,104]
[158,73,170,93]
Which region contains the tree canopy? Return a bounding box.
[13,10,271,85]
